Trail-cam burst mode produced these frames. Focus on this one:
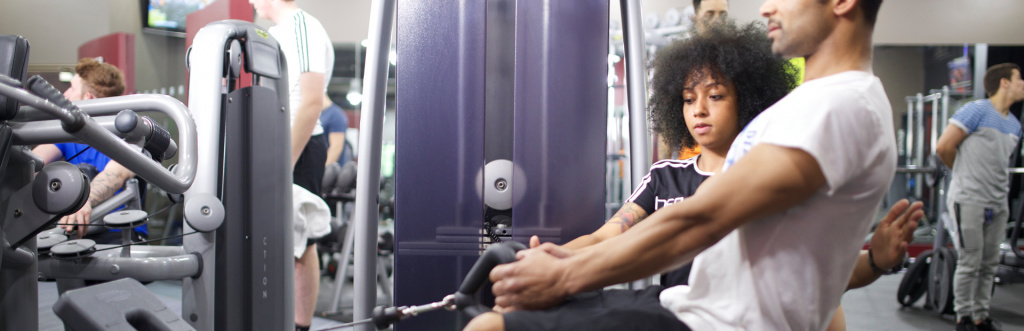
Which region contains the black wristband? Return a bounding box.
[868,248,903,275]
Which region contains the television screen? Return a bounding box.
[144,0,216,36]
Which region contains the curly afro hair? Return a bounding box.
[649,20,796,151]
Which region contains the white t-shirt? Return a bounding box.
[660,71,896,330]
[269,8,334,136]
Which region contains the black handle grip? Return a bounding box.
[26,75,76,111]
[372,305,404,330]
[454,241,527,318]
[26,75,86,132]
[140,115,175,160]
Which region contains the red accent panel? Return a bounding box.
[184,0,253,99]
[346,110,359,129]
[78,33,135,94]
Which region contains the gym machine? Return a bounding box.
[0,19,298,330]
[341,0,651,330]
[390,0,608,329]
[0,36,198,329]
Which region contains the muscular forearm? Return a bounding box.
[846,250,880,290]
[937,147,956,169]
[87,162,132,208]
[560,204,717,294]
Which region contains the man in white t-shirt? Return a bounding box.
[250,0,335,329]
[465,0,894,330]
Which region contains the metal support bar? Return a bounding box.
[620,0,650,191]
[11,116,120,145]
[942,86,950,130]
[38,253,201,282]
[915,93,924,198]
[905,99,913,166]
[931,96,939,154]
[354,1,396,329]
[0,90,197,194]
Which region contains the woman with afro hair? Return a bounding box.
[562,20,796,285]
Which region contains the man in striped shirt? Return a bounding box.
[937,63,1024,331]
[251,0,335,329]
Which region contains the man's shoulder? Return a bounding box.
[960,99,993,112]
[777,72,884,113]
[295,9,330,33]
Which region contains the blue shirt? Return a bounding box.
[55,143,147,235]
[57,143,112,172]
[319,103,352,165]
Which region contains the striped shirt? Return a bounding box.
[948,99,1022,207]
[269,8,334,136]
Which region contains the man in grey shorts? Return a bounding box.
[937,63,1024,331]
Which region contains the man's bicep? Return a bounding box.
[298,72,325,97]
[937,124,967,150]
[32,144,64,164]
[328,132,346,146]
[693,144,826,234]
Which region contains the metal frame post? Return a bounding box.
[353,0,396,330]
[620,0,649,192]
[915,93,925,198]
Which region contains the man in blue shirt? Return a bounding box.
[32,57,144,243]
[319,94,352,166]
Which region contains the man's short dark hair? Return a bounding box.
[649,20,797,151]
[984,63,1021,97]
[75,58,125,98]
[692,0,728,11]
[821,0,883,26]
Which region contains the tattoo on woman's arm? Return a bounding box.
[607,204,648,232]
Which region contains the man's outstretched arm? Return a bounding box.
[847,199,923,290]
[490,143,826,310]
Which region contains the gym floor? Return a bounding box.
[36,268,1024,330]
[841,273,1024,331]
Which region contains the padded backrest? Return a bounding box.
[0,35,30,120]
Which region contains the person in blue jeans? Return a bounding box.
[937,62,1024,331]
[32,57,146,243]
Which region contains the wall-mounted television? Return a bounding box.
[142,0,216,37]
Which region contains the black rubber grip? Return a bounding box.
[372,305,403,330]
[27,75,76,111]
[26,75,85,132]
[141,116,174,160]
[454,241,527,318]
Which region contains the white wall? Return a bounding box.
[633,0,1024,45]
[872,46,925,131]
[299,0,373,44]
[0,0,111,66]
